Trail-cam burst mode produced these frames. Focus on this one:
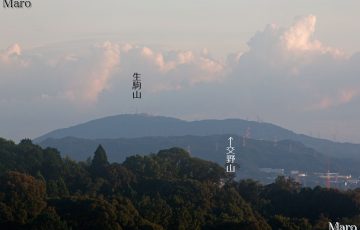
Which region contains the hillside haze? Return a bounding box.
[35,114,360,159]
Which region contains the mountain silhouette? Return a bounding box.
[35,113,360,159]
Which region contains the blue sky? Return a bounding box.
[1,1,360,142]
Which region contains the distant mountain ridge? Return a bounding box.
[35,113,290,141]
[35,113,360,159]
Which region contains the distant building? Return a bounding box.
[259,168,284,174]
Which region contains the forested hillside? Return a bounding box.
[1,137,360,229]
[40,135,360,181]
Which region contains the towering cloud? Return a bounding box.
[228,15,358,112]
[64,41,120,103]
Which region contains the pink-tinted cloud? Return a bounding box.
[310,89,358,110]
[0,41,225,103]
[121,45,225,92]
[65,41,120,103]
[1,43,21,59]
[281,15,343,57]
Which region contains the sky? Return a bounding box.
[1,0,360,143]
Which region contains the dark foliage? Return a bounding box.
[0,138,359,229]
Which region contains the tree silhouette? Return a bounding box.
[91,145,109,177]
[92,145,109,166]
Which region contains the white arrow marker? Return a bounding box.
[228,137,233,147]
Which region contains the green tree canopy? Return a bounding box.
[92,145,109,167]
[0,171,46,224]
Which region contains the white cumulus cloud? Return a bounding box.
[228,15,359,111]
